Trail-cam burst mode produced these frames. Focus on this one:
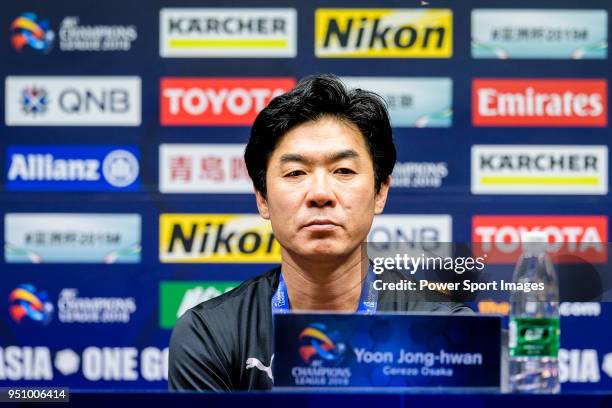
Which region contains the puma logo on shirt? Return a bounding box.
[245,355,274,381]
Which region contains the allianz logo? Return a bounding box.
[7,149,139,187]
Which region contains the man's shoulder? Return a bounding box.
[170,266,279,368]
[190,267,280,314]
[169,267,279,391]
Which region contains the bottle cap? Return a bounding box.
[521,231,549,254]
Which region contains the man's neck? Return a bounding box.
[280,250,368,312]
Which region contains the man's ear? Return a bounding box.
[255,188,270,220]
[374,176,391,215]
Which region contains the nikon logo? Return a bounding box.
[315,9,452,58]
[159,214,281,263]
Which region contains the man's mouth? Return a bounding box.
[302,218,339,232]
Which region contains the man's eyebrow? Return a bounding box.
[279,149,359,164]
[329,149,359,161]
[279,153,309,164]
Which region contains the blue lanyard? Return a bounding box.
[271,264,378,315]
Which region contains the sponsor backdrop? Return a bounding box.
[0,0,611,391]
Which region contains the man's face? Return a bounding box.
[255,116,390,261]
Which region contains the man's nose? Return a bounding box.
[306,171,335,207]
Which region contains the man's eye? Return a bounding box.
[285,170,305,177]
[335,168,355,175]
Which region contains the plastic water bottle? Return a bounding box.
[508,231,560,393]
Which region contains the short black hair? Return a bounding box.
[245,73,396,196]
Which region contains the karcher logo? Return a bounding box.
[315,9,452,58]
[471,145,608,195]
[159,214,281,263]
[160,8,296,58]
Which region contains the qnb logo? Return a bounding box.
[370,225,441,241]
[54,88,131,115]
[8,284,54,325]
[10,12,55,53]
[298,323,345,365]
[6,77,141,126]
[367,215,453,259]
[14,85,131,118]
[20,87,49,115]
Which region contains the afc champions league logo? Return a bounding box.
[298,323,346,365]
[10,12,55,53]
[9,284,54,325]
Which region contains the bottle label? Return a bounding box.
[509,317,560,357]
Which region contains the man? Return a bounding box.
[168,74,470,391]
